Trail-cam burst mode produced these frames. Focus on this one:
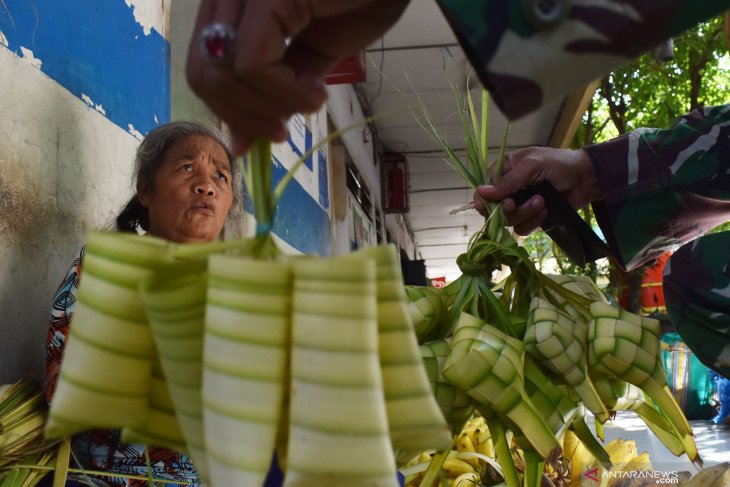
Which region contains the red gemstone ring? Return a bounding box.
[198,23,235,65]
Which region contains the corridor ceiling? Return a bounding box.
[359,1,595,282]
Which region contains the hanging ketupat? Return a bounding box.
[402,84,701,487]
[32,81,703,487]
[41,136,450,486]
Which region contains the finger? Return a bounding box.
[234,0,309,69]
[493,163,544,198]
[501,197,516,214]
[512,207,548,237]
[190,0,217,44]
[229,1,329,118]
[186,0,217,83]
[186,1,245,125]
[188,0,244,67]
[474,193,487,216]
[503,194,545,228]
[201,85,288,149]
[212,100,287,152]
[234,64,328,115]
[476,156,537,203]
[195,65,300,128]
[475,184,505,203]
[234,0,390,70]
[475,194,516,218]
[211,0,245,24]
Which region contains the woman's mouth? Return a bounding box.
[193,201,215,214]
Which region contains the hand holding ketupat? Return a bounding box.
[473,147,601,237]
[186,0,411,155]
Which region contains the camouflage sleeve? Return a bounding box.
[584,104,730,271]
[435,0,730,119]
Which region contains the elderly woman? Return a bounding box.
[44,121,239,487]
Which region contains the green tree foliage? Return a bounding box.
[577,15,728,144]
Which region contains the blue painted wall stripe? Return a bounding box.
[0,0,169,135]
[317,147,329,209]
[243,156,332,256]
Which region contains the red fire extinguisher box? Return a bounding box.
[324,53,366,85]
[381,153,409,213]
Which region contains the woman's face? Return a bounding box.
[139,134,234,243]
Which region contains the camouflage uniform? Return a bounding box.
[436,0,730,120]
[585,105,730,378]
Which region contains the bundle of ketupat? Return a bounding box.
[40,139,451,486]
[400,86,702,487]
[32,95,703,486]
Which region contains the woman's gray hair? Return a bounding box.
[115,121,241,235]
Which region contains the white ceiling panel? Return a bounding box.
[410,188,474,207]
[407,154,458,173]
[419,244,470,259]
[364,46,471,91]
[356,1,586,283]
[410,172,468,192]
[409,212,482,229]
[368,1,460,50]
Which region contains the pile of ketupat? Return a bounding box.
[394,87,707,487]
[1,91,719,487]
[39,140,452,487]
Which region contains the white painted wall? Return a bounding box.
[326,84,417,258]
[170,0,214,125]
[0,2,169,385]
[0,44,149,384]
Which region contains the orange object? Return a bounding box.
[619,252,671,314]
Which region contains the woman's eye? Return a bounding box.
[180,163,193,172]
[215,171,228,182]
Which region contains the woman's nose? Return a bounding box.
[194,179,215,196]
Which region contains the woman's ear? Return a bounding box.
[137,185,150,208]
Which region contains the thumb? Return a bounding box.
[476,168,530,202]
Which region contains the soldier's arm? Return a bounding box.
[586,104,730,270]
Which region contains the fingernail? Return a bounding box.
[478,184,495,194]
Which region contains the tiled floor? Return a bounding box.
[587,412,730,475]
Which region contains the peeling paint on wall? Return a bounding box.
[125,0,165,36]
[127,124,144,140]
[0,0,169,136]
[19,47,42,68]
[81,94,107,115]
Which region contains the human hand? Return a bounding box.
[187,0,411,155]
[474,147,600,236]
